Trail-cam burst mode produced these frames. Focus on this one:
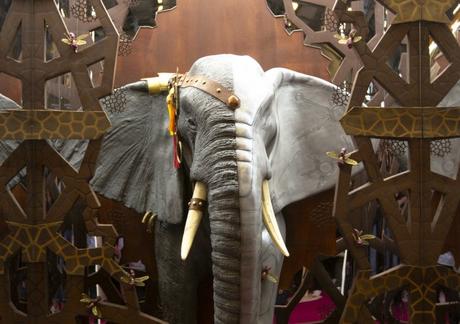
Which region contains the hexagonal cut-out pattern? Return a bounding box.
[382,139,408,157]
[0,110,110,139]
[71,0,97,23]
[343,266,460,323]
[100,87,127,114]
[118,32,133,56]
[431,138,452,157]
[330,81,351,107]
[340,107,460,139]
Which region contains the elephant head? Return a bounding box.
[91,54,355,323]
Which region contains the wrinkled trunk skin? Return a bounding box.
[207,173,240,323]
[191,112,241,324]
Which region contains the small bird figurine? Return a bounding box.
[334,29,362,48]
[120,272,150,287]
[61,32,89,52]
[326,148,358,166]
[80,293,103,318]
[261,266,278,283]
[351,228,376,246]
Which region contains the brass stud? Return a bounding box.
[216,88,222,93]
[227,95,240,108]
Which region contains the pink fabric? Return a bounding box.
[89,317,107,324]
[391,301,409,323]
[287,292,336,323]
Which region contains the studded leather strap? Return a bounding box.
[177,74,240,109]
[188,198,207,211]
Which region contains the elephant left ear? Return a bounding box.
[264,68,355,213]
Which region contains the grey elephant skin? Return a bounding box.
[89,54,355,324]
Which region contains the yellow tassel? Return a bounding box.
[167,88,176,136]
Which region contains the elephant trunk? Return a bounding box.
[190,111,241,323]
[208,166,240,323]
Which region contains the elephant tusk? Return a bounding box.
[181,182,208,260]
[262,180,290,257]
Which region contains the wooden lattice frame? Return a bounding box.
[0,1,163,322]
[329,0,460,322]
[283,0,395,84]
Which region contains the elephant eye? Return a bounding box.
[187,118,197,130]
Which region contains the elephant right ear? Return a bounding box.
[91,83,185,224]
[263,68,356,213]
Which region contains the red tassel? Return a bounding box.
[173,135,181,169]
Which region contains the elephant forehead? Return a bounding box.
[232,59,271,126]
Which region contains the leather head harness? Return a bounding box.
[143,72,240,169]
[175,73,240,109]
[144,73,241,109]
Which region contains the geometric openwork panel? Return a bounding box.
[0,1,163,322]
[280,0,395,84]
[330,0,460,322]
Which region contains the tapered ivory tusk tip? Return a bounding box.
[181,237,193,261]
[180,247,190,261]
[181,210,203,260]
[270,227,289,257]
[262,180,290,257]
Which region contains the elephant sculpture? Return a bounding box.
[90,54,356,324]
[1,54,459,323]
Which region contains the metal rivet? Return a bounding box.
[227,95,240,108]
[216,88,222,93]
